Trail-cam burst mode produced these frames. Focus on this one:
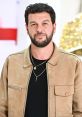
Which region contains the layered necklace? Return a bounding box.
[30,43,55,81]
[31,54,47,81]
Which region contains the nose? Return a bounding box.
[37,24,43,33]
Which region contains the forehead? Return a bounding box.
[28,12,51,22]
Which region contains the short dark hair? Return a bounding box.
[24,3,56,25]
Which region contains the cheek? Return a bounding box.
[28,28,36,36]
[46,28,54,35]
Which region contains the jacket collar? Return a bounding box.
[23,43,61,68]
[48,43,60,66]
[23,46,32,68]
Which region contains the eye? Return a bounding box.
[30,23,38,29]
[31,23,36,26]
[43,22,48,25]
[43,22,49,26]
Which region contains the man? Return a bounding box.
[0,3,82,117]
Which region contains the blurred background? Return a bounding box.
[0,0,82,73]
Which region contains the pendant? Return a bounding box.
[35,76,38,81]
[34,66,36,70]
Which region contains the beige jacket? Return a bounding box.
[0,45,82,117]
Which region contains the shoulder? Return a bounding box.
[59,49,81,62]
[6,48,29,63]
[8,49,25,59]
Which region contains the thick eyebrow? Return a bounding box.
[42,19,50,23]
[29,19,50,24]
[29,21,37,24]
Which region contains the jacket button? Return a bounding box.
[65,92,70,96]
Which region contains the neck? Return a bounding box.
[31,41,54,60]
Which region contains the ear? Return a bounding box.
[53,23,56,33]
[25,24,28,33]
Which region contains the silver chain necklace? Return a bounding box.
[33,68,46,81]
[30,54,47,81]
[31,54,47,70]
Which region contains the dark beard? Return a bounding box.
[28,30,54,48]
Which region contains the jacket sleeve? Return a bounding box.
[73,60,82,117]
[0,58,8,117]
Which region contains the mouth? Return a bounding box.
[35,33,46,39]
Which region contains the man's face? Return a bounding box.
[26,12,56,47]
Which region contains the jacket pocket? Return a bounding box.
[55,85,74,96]
[8,85,26,117]
[54,85,74,116]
